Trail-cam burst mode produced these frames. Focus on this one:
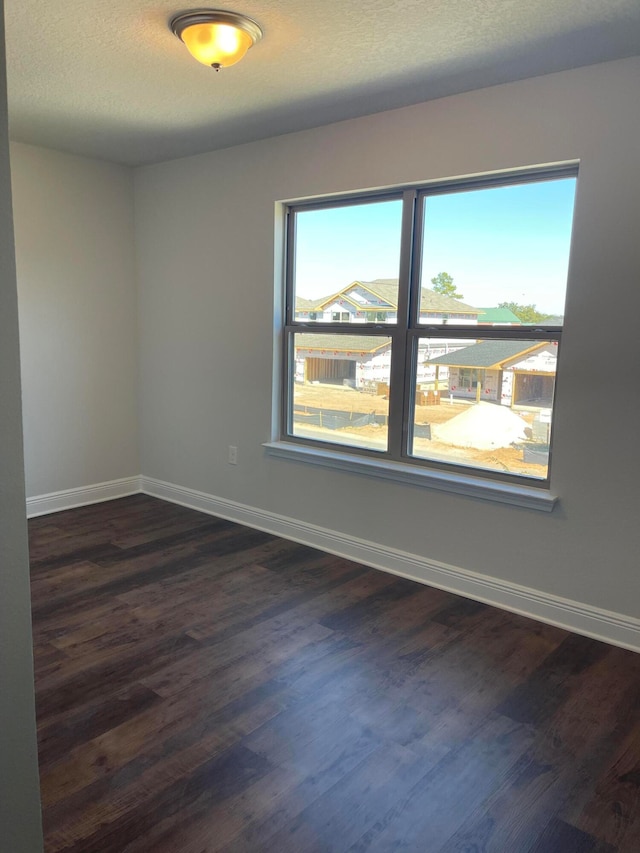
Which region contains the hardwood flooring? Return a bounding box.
[30,494,640,852]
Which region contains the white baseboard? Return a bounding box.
[26,476,142,518]
[141,476,640,654]
[27,475,640,653]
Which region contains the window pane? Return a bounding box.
[411,337,558,479]
[419,178,576,326]
[291,332,391,451]
[293,199,403,325]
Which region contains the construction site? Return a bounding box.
[293,382,551,479]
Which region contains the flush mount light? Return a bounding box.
[170,9,263,70]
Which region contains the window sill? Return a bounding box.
[263,441,557,512]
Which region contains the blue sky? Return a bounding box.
[294,177,577,315]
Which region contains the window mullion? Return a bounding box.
[282,168,576,485]
[387,189,416,460]
[284,209,296,326]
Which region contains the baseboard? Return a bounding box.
[29,474,639,653]
[141,476,640,654]
[26,476,142,518]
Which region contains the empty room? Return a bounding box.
[1,2,640,851]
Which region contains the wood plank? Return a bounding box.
[30,495,640,853]
[346,713,534,852]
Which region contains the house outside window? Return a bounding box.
[459,368,480,389]
[284,167,577,485]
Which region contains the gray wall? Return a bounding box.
[135,57,640,620]
[11,142,139,498]
[0,5,43,850]
[1,57,637,846]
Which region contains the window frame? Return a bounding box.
[458,368,480,389]
[279,164,577,491]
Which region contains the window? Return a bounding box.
[282,167,577,486]
[458,368,480,389]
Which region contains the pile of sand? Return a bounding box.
[431,402,529,450]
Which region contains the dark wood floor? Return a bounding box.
[30,495,640,852]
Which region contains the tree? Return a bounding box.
[498,301,552,324]
[430,271,464,300]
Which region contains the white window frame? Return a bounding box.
[267,165,578,511]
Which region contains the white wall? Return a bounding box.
[135,58,640,624]
[11,143,139,498]
[0,5,44,850]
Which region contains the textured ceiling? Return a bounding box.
[5,0,640,166]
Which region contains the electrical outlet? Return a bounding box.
[228,445,238,465]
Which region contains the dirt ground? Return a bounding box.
[293,383,547,478]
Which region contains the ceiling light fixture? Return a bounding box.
[170,9,263,70]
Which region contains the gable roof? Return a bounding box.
[295,279,481,316]
[426,340,547,368]
[295,334,389,354]
[359,280,481,315]
[295,296,325,312]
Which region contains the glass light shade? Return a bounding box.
[181,22,253,68]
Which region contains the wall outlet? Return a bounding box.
[228,445,238,465]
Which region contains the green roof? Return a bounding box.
[295,334,389,353]
[476,307,521,324]
[426,340,545,368]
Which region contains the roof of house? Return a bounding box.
[295,296,326,312]
[295,334,390,354]
[476,307,521,324]
[426,340,546,368]
[359,280,481,315]
[295,279,481,316]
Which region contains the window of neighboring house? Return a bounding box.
[281,167,577,487]
[459,368,480,389]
